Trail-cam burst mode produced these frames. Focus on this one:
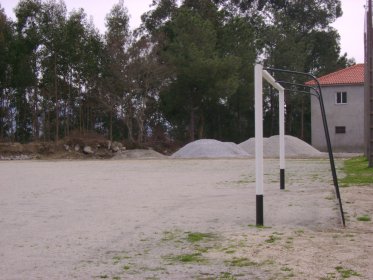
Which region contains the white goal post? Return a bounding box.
[254,64,285,226]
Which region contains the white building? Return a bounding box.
[309,64,365,153]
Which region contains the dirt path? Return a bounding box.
[0,159,372,279]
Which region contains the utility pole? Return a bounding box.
[365,0,373,167]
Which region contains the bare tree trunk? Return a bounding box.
[0,88,4,140]
[137,114,144,144]
[198,113,204,139]
[31,88,37,140]
[79,103,82,133]
[301,97,305,140]
[270,89,276,136]
[86,105,90,133]
[54,55,59,143]
[126,115,134,143]
[109,109,113,141]
[66,71,72,138]
[190,109,195,141]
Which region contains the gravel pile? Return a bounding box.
[239,135,323,158]
[171,139,250,158]
[111,149,166,159]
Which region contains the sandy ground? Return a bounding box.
[0,158,372,280]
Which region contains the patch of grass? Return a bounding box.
[341,157,373,186]
[233,179,252,185]
[195,246,210,253]
[218,272,237,280]
[220,244,238,254]
[294,229,304,235]
[225,257,257,267]
[224,249,236,254]
[112,256,121,265]
[164,253,207,264]
[261,259,275,266]
[162,230,180,242]
[357,214,371,221]
[123,265,130,270]
[281,266,293,272]
[320,272,337,280]
[140,266,167,273]
[112,254,131,265]
[265,235,281,243]
[335,266,361,278]
[186,232,216,243]
[248,224,272,229]
[99,275,108,279]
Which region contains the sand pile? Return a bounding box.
[111,149,166,159]
[172,139,250,158]
[239,135,323,158]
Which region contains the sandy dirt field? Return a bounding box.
[0,158,372,280]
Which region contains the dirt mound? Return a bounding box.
[111,149,166,159]
[171,139,250,158]
[239,135,323,158]
[0,142,57,155]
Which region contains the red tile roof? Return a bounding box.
[306,64,364,86]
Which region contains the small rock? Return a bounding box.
[64,144,70,151]
[83,146,94,154]
[74,144,80,152]
[111,141,123,152]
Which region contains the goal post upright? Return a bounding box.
[255,64,264,226]
[279,88,285,190]
[255,64,285,226]
[262,70,286,189]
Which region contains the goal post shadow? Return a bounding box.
[254,64,346,227]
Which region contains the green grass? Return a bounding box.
[265,234,281,243]
[218,272,237,280]
[164,253,207,264]
[357,214,371,222]
[248,224,272,229]
[123,265,130,270]
[224,257,258,267]
[186,232,216,243]
[281,266,293,272]
[340,157,373,186]
[335,266,361,278]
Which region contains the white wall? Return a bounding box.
[311,84,365,152]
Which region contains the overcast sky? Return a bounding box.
[1,0,366,63]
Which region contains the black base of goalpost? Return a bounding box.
[280,169,285,190]
[256,195,264,226]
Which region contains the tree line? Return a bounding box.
[0,0,353,146]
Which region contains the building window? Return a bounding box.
[336,91,347,104]
[335,126,346,134]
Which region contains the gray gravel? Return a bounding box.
[239,135,323,158]
[0,158,340,279]
[172,136,322,159]
[172,139,250,158]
